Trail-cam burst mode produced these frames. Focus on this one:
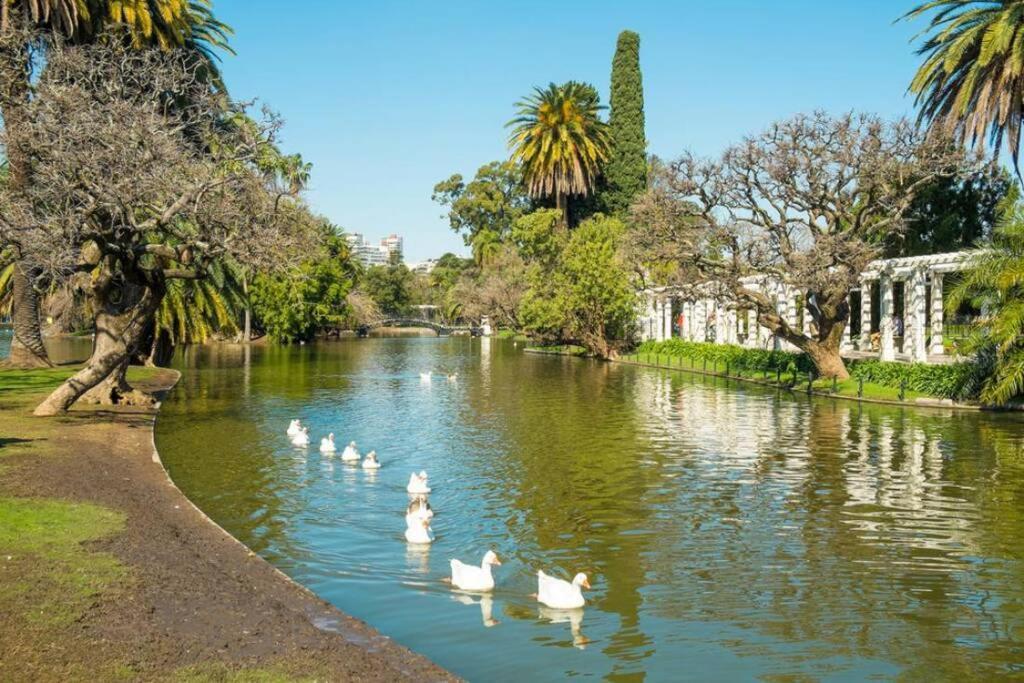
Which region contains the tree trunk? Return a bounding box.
[34,280,161,416]
[803,341,850,380]
[5,263,52,368]
[79,356,155,407]
[556,192,568,228]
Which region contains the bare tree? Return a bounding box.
[0,36,314,414]
[630,112,975,378]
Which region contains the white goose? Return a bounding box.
[286,419,303,437]
[447,372,458,382]
[450,550,501,592]
[319,433,336,453]
[536,570,590,609]
[404,515,434,544]
[406,495,433,522]
[362,450,381,469]
[407,471,431,494]
[290,427,310,447]
[419,371,433,382]
[340,441,360,462]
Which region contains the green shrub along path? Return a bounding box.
[618,340,987,407]
[0,366,456,682]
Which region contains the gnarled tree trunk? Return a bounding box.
[34,276,161,416]
[6,263,52,368]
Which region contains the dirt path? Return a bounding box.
[0,369,458,682]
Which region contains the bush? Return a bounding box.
[847,359,982,401]
[636,340,982,400]
[636,340,814,374]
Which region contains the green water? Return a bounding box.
[156,338,1024,681]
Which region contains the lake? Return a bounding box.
[156,337,1024,681]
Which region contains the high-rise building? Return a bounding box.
[380,234,403,263]
[344,233,390,267]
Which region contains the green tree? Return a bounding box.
[905,1,1024,174]
[250,231,357,343]
[507,81,612,226]
[947,187,1024,405]
[432,160,530,265]
[885,168,1011,257]
[601,30,647,216]
[361,263,414,315]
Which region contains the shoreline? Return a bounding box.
[0,367,458,681]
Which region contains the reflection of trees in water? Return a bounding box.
[636,373,1024,678]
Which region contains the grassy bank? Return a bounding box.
[621,340,981,406]
[0,367,455,681]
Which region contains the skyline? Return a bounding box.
[215,1,927,261]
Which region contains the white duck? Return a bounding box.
[407,471,431,494]
[340,441,360,462]
[536,570,590,609]
[419,371,432,382]
[404,515,434,544]
[406,495,433,522]
[319,433,336,453]
[290,427,310,447]
[286,419,303,437]
[450,550,501,592]
[362,450,381,469]
[447,373,458,382]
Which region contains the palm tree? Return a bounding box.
[947,188,1024,404]
[507,81,612,225]
[905,1,1024,174]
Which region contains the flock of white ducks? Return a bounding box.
[284,372,592,612]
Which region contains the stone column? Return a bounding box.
[699,300,710,342]
[656,299,666,342]
[859,279,872,350]
[747,309,758,348]
[880,273,895,361]
[930,272,944,356]
[663,297,674,340]
[909,267,928,362]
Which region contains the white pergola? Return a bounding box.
[638,250,980,364]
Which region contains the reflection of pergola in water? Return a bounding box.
[640,251,979,365]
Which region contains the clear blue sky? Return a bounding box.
[214,1,926,261]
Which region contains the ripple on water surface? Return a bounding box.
[156,338,1024,681]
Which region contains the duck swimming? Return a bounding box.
[319,433,336,453]
[407,471,431,494]
[340,441,360,462]
[450,550,501,592]
[290,427,310,447]
[406,495,433,522]
[362,450,381,469]
[286,419,302,437]
[420,372,432,382]
[404,515,434,544]
[536,570,590,609]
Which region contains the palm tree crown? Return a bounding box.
[906,0,1024,171]
[506,81,611,205]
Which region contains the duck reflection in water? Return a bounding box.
[404,541,431,574]
[452,592,499,628]
[538,606,589,649]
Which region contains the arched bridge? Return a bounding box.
[357,316,482,337]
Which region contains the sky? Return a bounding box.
[213,1,928,262]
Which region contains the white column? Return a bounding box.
[699,300,710,342]
[930,272,944,356]
[746,309,758,348]
[880,273,895,361]
[859,279,872,350]
[664,297,674,340]
[910,268,928,362]
[656,299,666,341]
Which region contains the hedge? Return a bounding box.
[635,340,981,401]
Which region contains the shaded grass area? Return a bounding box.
[619,351,934,404]
[524,344,589,357]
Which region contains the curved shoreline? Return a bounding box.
[147,370,460,681]
[1,366,458,681]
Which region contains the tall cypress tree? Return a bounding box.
[602,30,647,215]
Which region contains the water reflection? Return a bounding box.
[157,338,1024,681]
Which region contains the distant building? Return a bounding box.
[345,232,403,268]
[409,259,438,275]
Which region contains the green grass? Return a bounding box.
[524,344,589,357]
[173,663,327,683]
[0,497,128,627]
